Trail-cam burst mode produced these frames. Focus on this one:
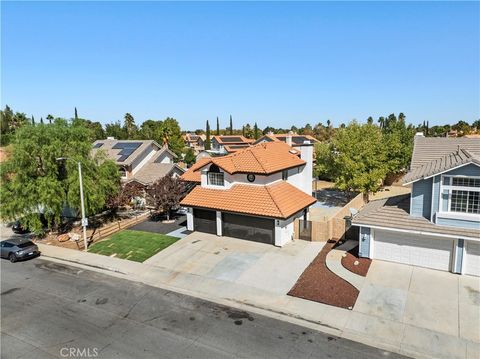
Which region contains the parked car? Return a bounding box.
[0,238,40,262]
[175,207,188,215]
[11,220,30,234]
[11,215,49,234]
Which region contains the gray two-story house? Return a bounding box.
[352,135,480,276]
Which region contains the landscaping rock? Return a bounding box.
[57,234,70,242]
[353,260,359,266]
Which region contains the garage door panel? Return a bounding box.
[222,213,274,244]
[374,230,453,271]
[193,209,216,234]
[465,241,480,276]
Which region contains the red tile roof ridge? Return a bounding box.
[265,182,286,218]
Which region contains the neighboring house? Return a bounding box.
[352,134,480,276]
[183,133,206,154]
[180,141,316,246]
[210,135,253,154]
[253,132,319,147]
[92,138,184,186]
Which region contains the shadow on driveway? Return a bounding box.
[129,214,187,235]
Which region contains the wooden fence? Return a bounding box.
[294,192,365,242]
[88,211,151,243]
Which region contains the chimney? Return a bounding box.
[299,140,314,195]
[414,132,424,138]
[286,131,293,146]
[107,136,115,140]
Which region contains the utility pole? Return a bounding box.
[78,161,88,251]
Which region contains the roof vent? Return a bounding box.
[414,132,424,137]
[107,136,115,140]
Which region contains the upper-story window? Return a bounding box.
[282,169,289,180]
[444,176,480,214]
[207,164,224,186]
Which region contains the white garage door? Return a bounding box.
[373,230,453,271]
[465,241,480,277]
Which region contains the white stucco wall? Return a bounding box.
[186,208,194,231]
[274,210,305,247]
[216,211,222,236]
[299,144,313,195]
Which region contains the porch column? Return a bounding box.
[186,208,194,231]
[453,238,465,274]
[216,211,222,236]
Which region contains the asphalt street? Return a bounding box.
[1,257,406,359]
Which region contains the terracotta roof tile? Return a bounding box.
[180,141,303,180]
[180,181,316,219]
[211,142,304,174]
[180,158,212,183]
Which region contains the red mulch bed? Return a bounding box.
[288,241,359,309]
[341,245,372,277]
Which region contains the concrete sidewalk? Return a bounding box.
[37,243,479,359]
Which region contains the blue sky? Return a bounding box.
[2,1,479,130]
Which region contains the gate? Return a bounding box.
[298,219,312,241]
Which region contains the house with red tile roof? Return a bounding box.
[253,132,319,147]
[180,140,316,246]
[210,135,254,154]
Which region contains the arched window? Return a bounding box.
[209,164,221,173]
[207,164,224,186]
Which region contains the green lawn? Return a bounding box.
[88,230,179,262]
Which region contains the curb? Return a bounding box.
[36,253,424,359]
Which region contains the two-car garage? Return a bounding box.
[222,213,275,245]
[372,230,453,271]
[368,229,480,276]
[192,209,275,245]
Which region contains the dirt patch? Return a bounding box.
[341,245,372,277]
[288,241,359,309]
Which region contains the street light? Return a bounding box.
[56,157,88,251]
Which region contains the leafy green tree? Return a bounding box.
[73,118,105,141]
[229,115,233,135]
[105,121,127,139]
[381,113,415,175]
[0,105,29,145]
[243,123,254,139]
[452,120,471,136]
[263,126,276,135]
[0,119,119,233]
[319,121,388,195]
[205,120,211,150]
[139,119,162,140]
[158,117,184,158]
[313,142,335,180]
[472,119,480,130]
[184,147,196,166]
[123,113,137,138]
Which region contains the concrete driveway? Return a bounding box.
[349,260,480,356]
[144,232,325,295]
